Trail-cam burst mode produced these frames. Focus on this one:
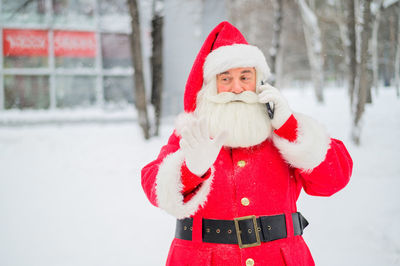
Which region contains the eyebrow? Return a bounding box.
[218,70,253,75]
[241,70,253,74]
[219,71,230,75]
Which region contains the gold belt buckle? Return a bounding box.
[233,215,261,248]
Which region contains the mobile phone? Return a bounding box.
[260,81,274,119]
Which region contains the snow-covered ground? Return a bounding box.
[0,88,399,266]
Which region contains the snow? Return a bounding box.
[154,0,165,15]
[383,0,400,9]
[0,108,137,126]
[269,46,277,57]
[100,15,131,33]
[0,87,399,265]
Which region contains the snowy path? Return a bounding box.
[0,88,399,265]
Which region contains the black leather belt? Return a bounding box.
[175,212,308,248]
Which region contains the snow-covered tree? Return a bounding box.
[269,0,283,86]
[393,1,400,96]
[150,0,164,136]
[371,0,384,92]
[128,0,151,139]
[352,0,373,145]
[297,0,325,102]
[335,0,357,103]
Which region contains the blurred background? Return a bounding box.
[0,0,399,265]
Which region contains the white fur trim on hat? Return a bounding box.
[155,149,215,219]
[272,113,331,173]
[203,44,271,85]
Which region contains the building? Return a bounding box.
[0,0,138,113]
[0,0,226,123]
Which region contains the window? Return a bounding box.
[0,0,134,111]
[56,76,96,108]
[103,76,134,107]
[99,0,130,32]
[3,29,48,68]
[1,0,47,24]
[4,75,50,109]
[52,0,95,28]
[54,31,96,69]
[101,33,132,69]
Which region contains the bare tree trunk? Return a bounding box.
[151,0,164,136]
[336,1,350,84]
[128,0,150,139]
[298,0,324,102]
[371,0,383,94]
[352,0,373,145]
[395,2,400,97]
[269,0,283,86]
[345,0,357,106]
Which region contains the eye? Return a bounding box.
[219,76,231,82]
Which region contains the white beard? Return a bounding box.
[195,81,272,148]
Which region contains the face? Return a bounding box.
[216,67,256,94]
[195,72,271,148]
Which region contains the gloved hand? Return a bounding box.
[258,84,292,130]
[179,117,227,176]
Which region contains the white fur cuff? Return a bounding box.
[155,149,214,219]
[272,113,331,172]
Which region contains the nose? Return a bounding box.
[231,79,244,94]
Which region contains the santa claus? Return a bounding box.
[141,21,352,266]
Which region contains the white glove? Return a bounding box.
[258,84,292,130]
[179,117,227,176]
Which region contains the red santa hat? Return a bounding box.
[184,21,271,112]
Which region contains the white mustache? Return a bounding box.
[206,91,259,104]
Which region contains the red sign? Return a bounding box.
[54,31,96,57]
[2,29,96,58]
[3,29,48,56]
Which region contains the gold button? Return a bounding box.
[241,197,250,206]
[246,258,255,266]
[237,160,246,167]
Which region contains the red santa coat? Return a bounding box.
[141,113,352,265]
